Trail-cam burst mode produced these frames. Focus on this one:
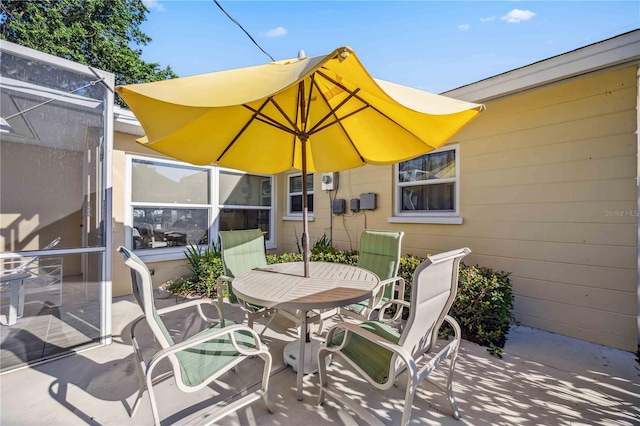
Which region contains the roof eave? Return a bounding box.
[442,29,640,103]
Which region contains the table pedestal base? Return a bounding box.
[284,340,332,374]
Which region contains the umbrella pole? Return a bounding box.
[298,80,311,279]
[301,136,310,278]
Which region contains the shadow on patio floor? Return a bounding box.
[1,293,638,425]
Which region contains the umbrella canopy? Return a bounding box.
[116,46,484,276]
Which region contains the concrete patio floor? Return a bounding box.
[1,292,638,426]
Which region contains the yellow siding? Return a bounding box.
[279,66,638,351]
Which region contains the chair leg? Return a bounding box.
[445,348,460,419]
[129,388,145,418]
[259,352,275,413]
[258,312,277,337]
[146,375,161,426]
[130,358,147,417]
[316,346,329,406]
[17,284,25,318]
[401,378,418,426]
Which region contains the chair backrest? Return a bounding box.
[219,229,267,278]
[16,237,62,271]
[397,247,470,366]
[219,229,267,303]
[118,246,175,349]
[357,230,404,299]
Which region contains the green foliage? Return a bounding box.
[170,243,223,298]
[0,0,178,106]
[398,254,426,296]
[171,246,515,356]
[311,234,335,255]
[293,228,302,254]
[445,264,516,357]
[266,252,303,264]
[184,243,219,280]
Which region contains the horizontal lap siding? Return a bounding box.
[277,66,637,351]
[456,66,637,351]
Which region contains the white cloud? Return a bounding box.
[265,26,288,38]
[143,0,165,12]
[501,9,535,23]
[458,24,471,31]
[480,16,496,22]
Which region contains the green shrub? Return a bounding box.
[398,254,426,297]
[445,264,516,357]
[169,243,223,298]
[311,234,336,255]
[171,247,515,356]
[266,252,303,264]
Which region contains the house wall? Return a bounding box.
[278,66,638,351]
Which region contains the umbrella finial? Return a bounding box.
[298,50,306,59]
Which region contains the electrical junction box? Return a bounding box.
[350,198,360,212]
[321,172,339,191]
[332,198,345,215]
[360,193,377,210]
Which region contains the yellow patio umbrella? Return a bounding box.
[116,46,484,277]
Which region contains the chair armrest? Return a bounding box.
[216,275,233,297]
[324,322,417,376]
[366,276,405,310]
[376,299,409,323]
[156,298,222,324]
[418,315,461,381]
[146,323,268,373]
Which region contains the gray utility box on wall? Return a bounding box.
[332,198,346,214]
[360,193,377,210]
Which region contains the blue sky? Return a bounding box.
[139,1,639,93]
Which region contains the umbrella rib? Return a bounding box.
[305,76,365,163]
[303,74,316,133]
[243,102,297,135]
[307,87,361,134]
[311,105,369,134]
[316,69,430,147]
[217,99,272,162]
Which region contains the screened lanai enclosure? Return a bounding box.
[0,42,114,372]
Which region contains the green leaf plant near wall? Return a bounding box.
[169,248,515,356]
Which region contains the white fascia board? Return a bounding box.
[114,105,145,136]
[443,30,640,103]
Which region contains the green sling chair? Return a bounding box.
[118,246,274,426]
[339,230,406,322]
[318,247,471,425]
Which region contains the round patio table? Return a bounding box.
[232,261,379,401]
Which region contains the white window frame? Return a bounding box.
[389,145,462,225]
[125,155,275,262]
[217,167,275,248]
[283,172,315,221]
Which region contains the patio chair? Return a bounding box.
[218,230,322,338]
[118,246,274,426]
[0,237,63,316]
[217,229,278,336]
[318,247,471,425]
[339,230,405,322]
